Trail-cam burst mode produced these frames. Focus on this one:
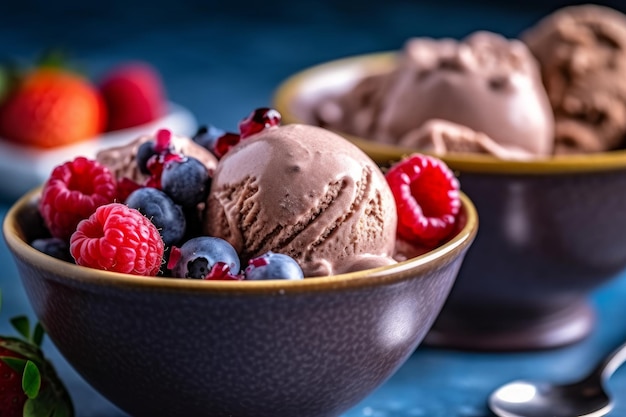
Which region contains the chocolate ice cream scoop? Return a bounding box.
[96,133,218,183]
[521,4,626,154]
[204,124,398,277]
[316,31,554,158]
[399,119,536,160]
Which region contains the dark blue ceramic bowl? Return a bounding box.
[274,52,626,351]
[4,188,477,417]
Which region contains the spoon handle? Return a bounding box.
[593,341,626,382]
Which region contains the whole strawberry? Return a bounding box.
[99,61,166,131]
[0,291,74,417]
[0,67,107,148]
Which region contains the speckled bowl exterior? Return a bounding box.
[274,52,626,351]
[3,188,477,417]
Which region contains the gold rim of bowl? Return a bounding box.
[3,188,478,295]
[273,52,626,175]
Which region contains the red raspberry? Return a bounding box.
[385,154,461,248]
[39,157,117,241]
[70,203,164,276]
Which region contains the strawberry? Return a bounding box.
[0,291,74,417]
[0,68,107,148]
[99,61,167,131]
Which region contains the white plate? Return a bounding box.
[0,102,197,200]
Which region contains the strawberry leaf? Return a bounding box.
[22,360,41,399]
[32,323,45,347]
[0,355,27,373]
[0,67,9,103]
[10,315,30,340]
[38,48,67,70]
[52,401,72,417]
[24,375,74,417]
[23,396,53,417]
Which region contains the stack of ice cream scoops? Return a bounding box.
[312,4,626,160]
[26,3,626,280]
[32,107,462,280]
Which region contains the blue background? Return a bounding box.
[2,1,626,416]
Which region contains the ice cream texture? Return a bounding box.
[314,31,555,159]
[204,123,398,277]
[96,132,218,184]
[33,107,464,280]
[521,4,626,154]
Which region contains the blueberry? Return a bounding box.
[170,236,241,279]
[136,140,157,175]
[245,251,304,280]
[161,156,211,207]
[125,187,186,247]
[31,237,74,263]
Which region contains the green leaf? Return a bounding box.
[10,315,30,340]
[38,48,67,69]
[22,360,41,399]
[23,397,53,417]
[0,67,9,104]
[52,401,72,417]
[0,356,27,373]
[22,398,38,417]
[32,323,45,347]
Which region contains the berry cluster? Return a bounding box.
[34,108,304,281]
[0,55,166,149]
[32,107,462,281]
[193,107,281,158]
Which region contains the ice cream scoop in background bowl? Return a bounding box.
[3,185,477,417]
[273,18,626,351]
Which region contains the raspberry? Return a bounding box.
[70,203,164,276]
[385,153,461,248]
[39,157,117,241]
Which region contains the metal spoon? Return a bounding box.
[489,341,626,417]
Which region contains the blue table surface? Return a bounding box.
[3,1,626,415]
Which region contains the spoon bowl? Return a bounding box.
[490,380,611,417]
[489,342,626,417]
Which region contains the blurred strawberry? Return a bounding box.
[0,66,107,148]
[99,61,167,131]
[0,291,74,417]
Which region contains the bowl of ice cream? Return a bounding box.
[3,117,477,416]
[273,4,626,351]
